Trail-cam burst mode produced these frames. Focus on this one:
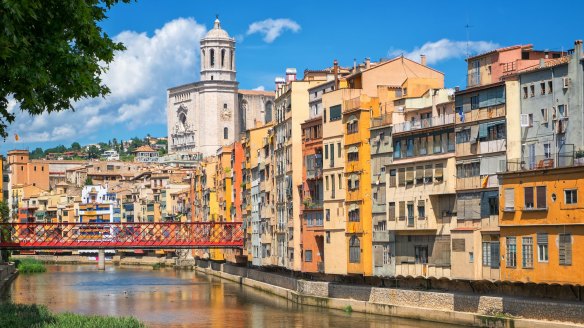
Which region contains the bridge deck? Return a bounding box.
[0,222,244,250]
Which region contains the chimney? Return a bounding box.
[285,68,297,83]
[353,58,357,71]
[275,77,285,93]
[333,59,339,90]
[420,54,427,66]
[539,58,545,68]
[454,86,460,92]
[365,57,371,69]
[575,40,583,58]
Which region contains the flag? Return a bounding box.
[481,175,489,188]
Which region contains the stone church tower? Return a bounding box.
[167,18,274,158]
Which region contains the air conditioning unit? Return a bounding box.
[563,77,570,89]
[396,106,404,113]
[520,114,530,127]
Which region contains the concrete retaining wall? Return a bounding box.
[196,261,584,328]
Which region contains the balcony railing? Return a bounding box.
[393,114,454,134]
[303,200,324,210]
[456,104,505,124]
[373,230,390,242]
[371,113,392,128]
[343,97,361,112]
[506,150,582,172]
[306,168,322,180]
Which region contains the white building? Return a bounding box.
[167,17,274,157]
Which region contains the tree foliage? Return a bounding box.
[0,0,132,138]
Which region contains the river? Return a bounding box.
[3,265,466,327]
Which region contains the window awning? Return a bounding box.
[348,145,359,153]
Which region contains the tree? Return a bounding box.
[85,176,93,186]
[30,147,44,159]
[71,142,81,151]
[0,201,10,262]
[0,0,132,139]
[87,145,100,159]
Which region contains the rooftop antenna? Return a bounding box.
[465,22,473,58]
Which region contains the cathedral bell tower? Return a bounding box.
[200,17,236,82]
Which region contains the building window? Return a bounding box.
[349,235,360,263]
[210,49,215,67]
[470,95,479,109]
[338,174,342,189]
[347,120,358,134]
[488,195,499,216]
[469,252,474,263]
[414,245,428,264]
[337,142,341,158]
[224,127,229,140]
[540,82,546,95]
[329,105,341,121]
[348,207,360,222]
[536,186,546,209]
[523,86,528,99]
[522,237,533,268]
[524,187,534,209]
[559,234,572,266]
[530,85,535,97]
[407,202,414,226]
[537,233,548,262]
[324,144,328,159]
[221,49,226,68]
[548,81,553,94]
[565,189,577,205]
[326,231,330,243]
[348,150,359,162]
[417,200,425,219]
[325,209,330,221]
[325,176,329,191]
[506,237,517,268]
[389,169,396,187]
[304,250,313,262]
[483,242,495,267]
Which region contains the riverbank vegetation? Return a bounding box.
[0,303,144,328]
[14,258,47,274]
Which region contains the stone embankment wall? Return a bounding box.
[197,260,584,328]
[0,263,17,292]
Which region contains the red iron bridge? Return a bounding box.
[0,222,244,250]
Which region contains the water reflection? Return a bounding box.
[5,265,465,328]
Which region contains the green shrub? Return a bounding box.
[343,305,353,313]
[16,258,47,274]
[0,303,145,328]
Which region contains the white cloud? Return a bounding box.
[7,17,207,144]
[247,18,300,43]
[389,39,500,65]
[252,85,265,91]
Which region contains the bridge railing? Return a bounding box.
[0,222,244,249]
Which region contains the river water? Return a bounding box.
[3,265,465,327]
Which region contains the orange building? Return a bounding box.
[300,117,324,273]
[499,165,584,285]
[7,150,49,190]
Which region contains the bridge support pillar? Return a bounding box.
[98,250,105,270]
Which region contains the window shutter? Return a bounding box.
[405,167,414,182]
[491,242,500,269]
[524,187,534,208]
[398,201,405,219]
[424,164,433,179]
[389,169,397,187]
[536,186,547,209]
[456,197,466,219]
[537,233,548,244]
[470,125,479,144]
[416,166,424,181]
[452,239,466,252]
[467,197,481,220]
[388,202,396,220]
[398,168,405,186]
[435,164,444,178]
[559,234,572,265]
[374,246,383,267]
[504,188,514,210]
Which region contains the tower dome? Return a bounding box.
[203,17,230,40]
[199,17,236,82]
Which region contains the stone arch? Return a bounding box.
[264,101,273,124]
[221,49,226,68]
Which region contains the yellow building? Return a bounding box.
[499,166,584,285]
[343,94,379,275]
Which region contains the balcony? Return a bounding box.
[306,168,323,180]
[506,151,583,172]
[456,139,506,157]
[373,230,390,242]
[456,176,481,190]
[343,97,362,113]
[393,114,455,134]
[371,113,392,128]
[372,203,386,214]
[456,104,505,124]
[303,199,323,210]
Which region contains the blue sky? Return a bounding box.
[3,0,584,153]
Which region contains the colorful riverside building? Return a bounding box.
[210,145,233,261]
[451,44,565,281]
[337,56,443,276]
[300,77,335,273]
[272,69,330,271]
[386,87,456,278]
[497,40,584,285]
